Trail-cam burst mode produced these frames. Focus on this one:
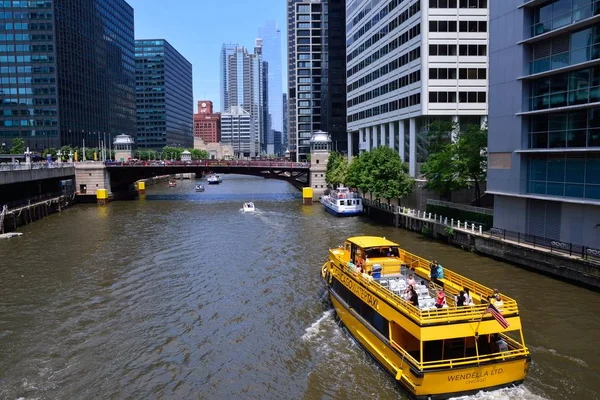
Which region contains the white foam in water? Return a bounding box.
[529,345,588,367]
[302,310,335,342]
[450,386,548,400]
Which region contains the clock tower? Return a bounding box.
[197,100,213,114]
[193,100,221,144]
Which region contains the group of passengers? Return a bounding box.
[429,260,445,287]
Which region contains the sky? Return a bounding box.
[127,0,287,112]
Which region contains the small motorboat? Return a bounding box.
[207,174,222,184]
[195,184,205,192]
[168,181,177,187]
[243,202,255,212]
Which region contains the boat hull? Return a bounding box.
[325,285,527,400]
[321,201,362,217]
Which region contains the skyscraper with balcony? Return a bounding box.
[488,0,600,247]
[346,0,489,177]
[259,21,283,156]
[219,43,264,157]
[287,0,347,162]
[0,0,136,151]
[135,39,193,150]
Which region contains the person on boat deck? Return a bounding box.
[492,294,504,311]
[408,286,419,307]
[407,274,416,288]
[434,289,446,308]
[494,334,508,352]
[463,287,473,305]
[429,261,444,287]
[456,290,466,307]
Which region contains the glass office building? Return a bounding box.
[0,0,136,151]
[488,0,600,247]
[135,39,193,150]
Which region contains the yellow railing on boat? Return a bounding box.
[389,340,529,371]
[327,248,520,325]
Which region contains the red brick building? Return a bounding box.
[193,100,221,143]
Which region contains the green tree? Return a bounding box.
[0,143,8,154]
[345,156,363,190]
[42,148,57,159]
[365,146,413,204]
[59,145,74,160]
[10,137,24,154]
[420,143,464,201]
[325,152,347,187]
[426,120,456,154]
[162,146,183,161]
[455,124,488,206]
[190,149,208,160]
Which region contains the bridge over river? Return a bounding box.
[84,160,311,192]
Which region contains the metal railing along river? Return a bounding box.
[0,162,75,171]
[363,199,600,265]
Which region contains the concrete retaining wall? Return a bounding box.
[0,166,75,185]
[473,237,600,289]
[363,202,600,290]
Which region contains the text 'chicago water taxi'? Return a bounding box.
[321,236,530,399]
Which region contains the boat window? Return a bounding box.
[339,200,345,205]
[357,200,361,205]
[331,276,389,338]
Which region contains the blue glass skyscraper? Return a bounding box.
[0,0,136,151]
[135,39,193,150]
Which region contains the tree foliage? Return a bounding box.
[42,148,57,159]
[344,146,413,203]
[420,122,488,204]
[190,149,209,160]
[366,146,414,202]
[10,137,24,154]
[325,152,348,187]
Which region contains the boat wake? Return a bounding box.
[301,310,336,342]
[528,345,588,367]
[450,385,548,400]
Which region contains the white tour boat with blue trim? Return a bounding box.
[320,186,363,217]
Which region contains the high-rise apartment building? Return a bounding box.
[135,39,193,150]
[346,0,489,177]
[282,92,288,152]
[219,43,264,157]
[193,100,221,143]
[220,106,252,158]
[259,21,283,155]
[287,0,347,161]
[488,0,600,247]
[0,0,136,151]
[220,43,237,113]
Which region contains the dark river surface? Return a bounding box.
[1,175,599,400]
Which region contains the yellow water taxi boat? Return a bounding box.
[321,236,530,399]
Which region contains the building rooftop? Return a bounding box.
[309,131,331,143]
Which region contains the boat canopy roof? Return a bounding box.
[347,236,398,249]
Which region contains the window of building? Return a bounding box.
[430,0,458,8]
[528,154,600,199]
[429,20,457,33]
[459,20,487,33]
[459,44,487,56]
[459,0,487,7]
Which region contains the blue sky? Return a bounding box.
[127,0,287,112]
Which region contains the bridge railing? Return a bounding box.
[0,162,75,171]
[105,160,310,169]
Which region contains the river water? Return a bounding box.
[0,175,598,400]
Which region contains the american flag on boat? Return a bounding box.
[487,303,509,329]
